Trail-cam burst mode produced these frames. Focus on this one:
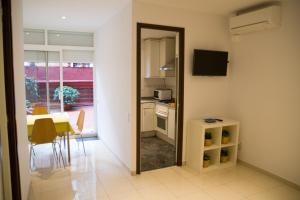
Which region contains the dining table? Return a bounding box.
[27,112,75,164]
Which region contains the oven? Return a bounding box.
[155,104,168,135]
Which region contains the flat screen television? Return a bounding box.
[193,49,228,76]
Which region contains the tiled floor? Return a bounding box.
[29,140,300,200]
[141,136,175,172]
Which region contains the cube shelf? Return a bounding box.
[186,119,239,172]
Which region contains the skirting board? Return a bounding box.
[131,171,137,176]
[100,140,134,176]
[238,159,300,190]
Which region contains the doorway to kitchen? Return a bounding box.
[136,23,185,174]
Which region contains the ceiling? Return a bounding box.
[137,0,276,16]
[23,0,276,32]
[23,0,130,32]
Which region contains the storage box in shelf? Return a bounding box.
[220,146,237,165]
[222,125,238,145]
[204,127,221,147]
[203,149,220,169]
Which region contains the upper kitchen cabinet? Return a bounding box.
[144,37,176,78]
[144,39,161,78]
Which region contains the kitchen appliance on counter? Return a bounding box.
[155,104,169,135]
[154,89,172,101]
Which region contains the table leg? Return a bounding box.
[67,131,71,164]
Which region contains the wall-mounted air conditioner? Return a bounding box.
[229,5,281,35]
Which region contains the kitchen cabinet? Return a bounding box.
[141,103,155,132]
[167,108,176,140]
[144,37,175,78]
[144,39,161,78]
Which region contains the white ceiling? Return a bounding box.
[23,0,275,32]
[137,0,275,16]
[23,0,131,32]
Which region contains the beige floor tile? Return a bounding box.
[204,184,246,200]
[247,185,300,200]
[137,184,176,200]
[224,180,266,197]
[175,190,215,200]
[29,140,299,200]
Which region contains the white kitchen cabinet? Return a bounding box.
[141,103,155,132]
[167,108,176,140]
[144,37,176,78]
[144,39,161,78]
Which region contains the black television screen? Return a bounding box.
[193,49,228,76]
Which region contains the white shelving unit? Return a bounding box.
[186,119,239,172]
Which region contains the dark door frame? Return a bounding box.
[2,0,22,199]
[136,23,185,174]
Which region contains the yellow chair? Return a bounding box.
[57,110,86,155]
[32,106,48,115]
[30,118,65,168]
[75,110,86,156]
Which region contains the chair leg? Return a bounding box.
[52,143,59,167]
[80,135,86,156]
[57,142,66,168]
[32,147,36,157]
[63,135,66,148]
[29,145,33,169]
[30,145,37,170]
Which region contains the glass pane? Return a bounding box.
[48,30,93,47]
[157,117,166,130]
[62,50,94,63]
[62,62,95,135]
[24,29,45,45]
[48,51,61,113]
[24,50,47,114]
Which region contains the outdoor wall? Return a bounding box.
[95,3,133,169]
[228,0,300,185]
[131,1,232,171]
[12,0,31,198]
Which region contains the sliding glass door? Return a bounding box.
[24,50,62,114]
[24,49,96,135]
[62,50,96,135]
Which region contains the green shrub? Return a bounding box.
[203,154,210,160]
[25,76,39,102]
[221,149,229,157]
[205,132,212,139]
[53,86,80,105]
[222,130,230,137]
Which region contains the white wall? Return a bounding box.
[95,3,133,169]
[131,1,232,171]
[229,0,300,185]
[12,0,31,198]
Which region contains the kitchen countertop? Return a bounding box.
[140,97,156,103]
[141,97,176,109]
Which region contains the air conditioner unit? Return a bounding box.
[229,5,281,35]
